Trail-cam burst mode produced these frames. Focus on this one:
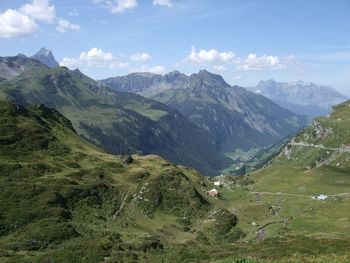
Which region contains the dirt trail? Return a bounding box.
[250,191,311,197]
[249,191,350,198]
[290,139,350,153]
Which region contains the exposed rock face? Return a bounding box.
[313,121,333,139]
[31,48,59,68]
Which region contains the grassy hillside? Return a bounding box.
[148,100,350,262]
[1,100,350,262]
[0,56,229,176]
[207,100,350,262]
[0,100,243,262]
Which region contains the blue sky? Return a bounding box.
[1,0,350,95]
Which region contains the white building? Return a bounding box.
[214,181,222,187]
[313,194,328,200]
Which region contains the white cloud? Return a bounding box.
[0,9,38,38]
[56,18,80,33]
[236,53,286,70]
[61,48,163,73]
[94,0,173,13]
[140,65,165,74]
[153,0,172,7]
[183,47,292,71]
[95,0,138,13]
[185,47,236,65]
[0,0,81,38]
[60,57,81,68]
[130,52,152,62]
[79,48,114,66]
[20,0,56,22]
[61,48,131,69]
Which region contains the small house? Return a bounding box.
[313,194,328,200]
[214,181,222,187]
[207,188,220,197]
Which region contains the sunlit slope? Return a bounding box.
[0,101,240,262]
[220,100,350,243]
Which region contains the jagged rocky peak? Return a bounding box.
[31,47,59,68]
[167,70,182,76]
[192,69,229,87]
[163,70,189,84]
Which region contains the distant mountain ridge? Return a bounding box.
[251,79,348,117]
[101,70,307,151]
[31,47,59,68]
[0,54,229,176]
[101,70,191,96]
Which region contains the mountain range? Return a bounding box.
[0,54,229,176]
[1,48,350,262]
[250,79,348,117]
[0,48,311,175]
[101,70,307,151]
[1,93,350,262]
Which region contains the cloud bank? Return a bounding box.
[184,47,294,71]
[0,0,80,38]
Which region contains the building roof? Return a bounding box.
[313,194,328,200]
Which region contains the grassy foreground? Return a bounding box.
[1,99,350,262]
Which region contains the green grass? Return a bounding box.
[223,140,288,175]
[0,101,234,262]
[1,97,350,262]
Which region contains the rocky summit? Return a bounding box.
[31,47,60,68]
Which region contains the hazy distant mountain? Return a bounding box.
[0,55,229,176]
[101,70,307,151]
[31,47,59,68]
[251,79,348,117]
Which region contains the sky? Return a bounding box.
[1,0,350,95]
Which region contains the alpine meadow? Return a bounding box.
[0,0,350,262]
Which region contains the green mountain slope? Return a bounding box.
[0,55,229,176]
[0,101,241,262]
[201,99,350,262]
[0,54,45,80]
[102,70,307,151]
[1,101,350,262]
